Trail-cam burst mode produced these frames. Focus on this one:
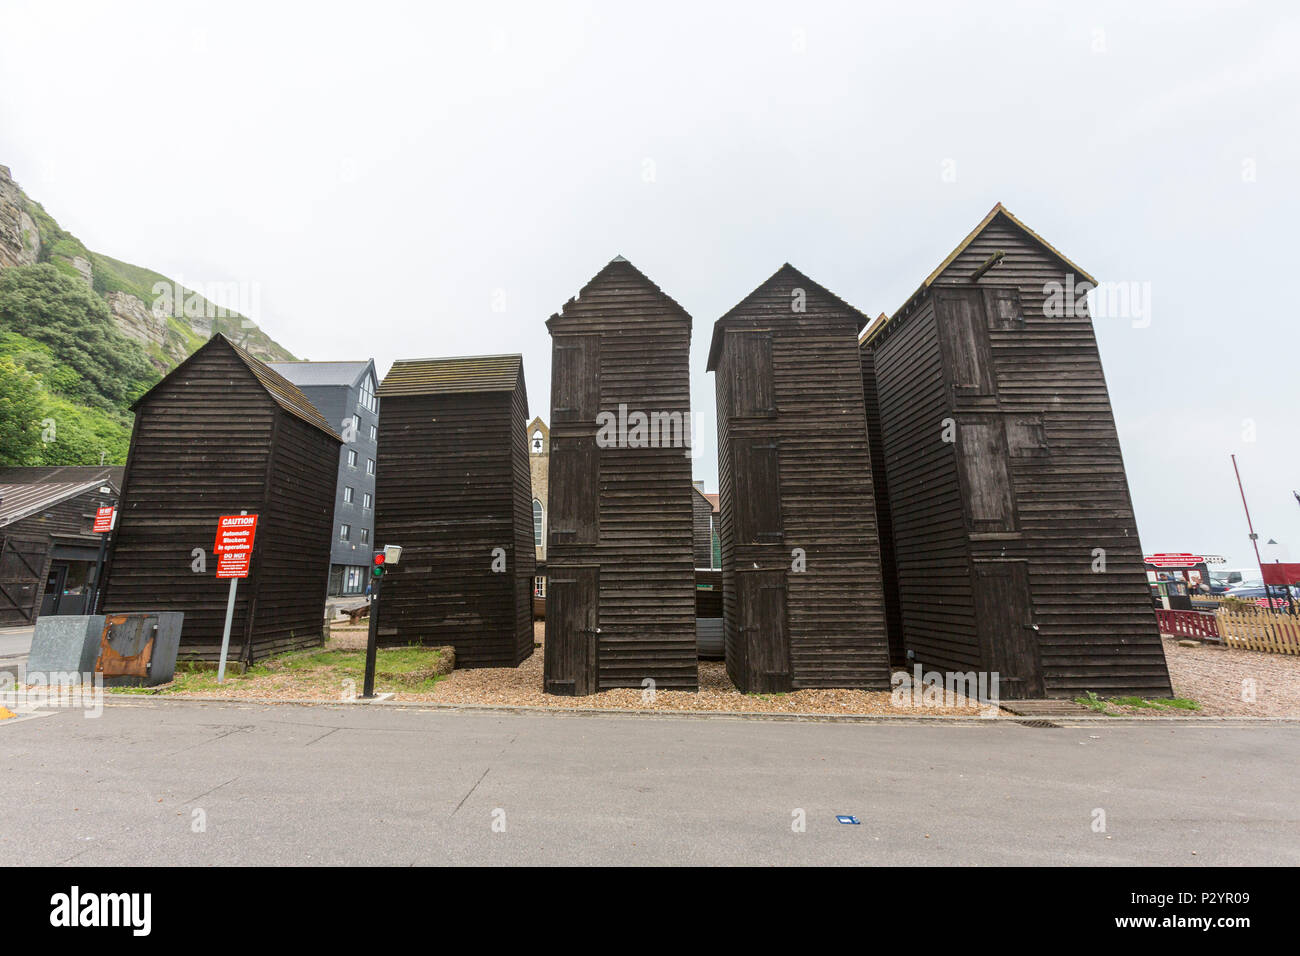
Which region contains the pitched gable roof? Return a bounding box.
[378,354,524,398]
[132,333,341,441]
[266,360,373,389]
[862,202,1098,346]
[707,263,868,371]
[546,255,692,331]
[0,477,118,528]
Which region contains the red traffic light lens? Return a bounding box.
[373,553,385,565]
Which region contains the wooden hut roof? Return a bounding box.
[377,354,525,400]
[546,255,692,331]
[0,477,119,528]
[266,359,373,388]
[130,333,341,442]
[862,202,1098,346]
[706,263,869,371]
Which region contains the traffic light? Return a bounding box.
[372,551,386,578]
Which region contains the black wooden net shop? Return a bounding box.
[543,256,697,696]
[373,354,535,668]
[708,264,891,693]
[100,333,341,663]
[861,204,1171,699]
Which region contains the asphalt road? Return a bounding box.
[0,627,34,659]
[2,701,1297,866]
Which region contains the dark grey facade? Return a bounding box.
[268,359,379,596]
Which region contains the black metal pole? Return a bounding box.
[1231,454,1276,612]
[86,531,109,615]
[362,571,381,698]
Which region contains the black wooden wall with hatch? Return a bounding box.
[373,355,535,669]
[863,205,1171,699]
[101,334,341,662]
[708,265,891,693]
[543,257,697,695]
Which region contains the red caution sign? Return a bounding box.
[215,514,258,579]
[92,506,116,533]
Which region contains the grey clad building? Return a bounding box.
[268,359,379,596]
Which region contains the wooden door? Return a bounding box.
[732,438,783,545]
[551,334,601,425]
[549,435,599,545]
[738,569,790,692]
[957,415,1017,533]
[973,560,1044,699]
[544,565,599,695]
[0,536,46,626]
[729,330,775,417]
[937,290,995,396]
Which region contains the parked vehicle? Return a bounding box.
[1210,568,1258,594]
[1224,583,1294,610]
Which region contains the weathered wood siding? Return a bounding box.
[691,489,714,568]
[544,257,697,694]
[868,209,1170,698]
[102,337,338,661]
[710,265,890,692]
[859,344,905,664]
[373,380,535,669]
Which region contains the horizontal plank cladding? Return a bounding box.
[373,385,535,668]
[102,336,339,661]
[692,490,713,568]
[859,345,905,664]
[711,266,891,692]
[870,208,1170,698]
[545,258,697,694]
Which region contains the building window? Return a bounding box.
[343,486,354,503]
[360,528,369,544]
[366,458,375,476]
[531,429,544,454]
[363,492,372,509]
[359,374,377,414]
[345,567,362,593]
[368,424,377,442]
[351,414,361,435]
[340,524,351,542]
[347,449,358,467]
[533,498,544,546]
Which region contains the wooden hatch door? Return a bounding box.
[738,569,790,692]
[972,560,1044,699]
[0,536,47,626]
[543,565,599,696]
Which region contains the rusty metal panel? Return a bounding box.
[94,612,183,686]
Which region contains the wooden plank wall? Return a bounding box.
[374,389,534,667]
[545,258,697,692]
[858,345,905,664]
[249,414,339,660]
[510,383,539,661]
[102,345,275,660]
[712,269,890,691]
[871,214,1170,697]
[691,490,713,568]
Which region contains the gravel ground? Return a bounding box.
[409,623,994,715]
[1162,636,1300,716]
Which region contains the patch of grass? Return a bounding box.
[1074,692,1201,715]
[105,645,447,697]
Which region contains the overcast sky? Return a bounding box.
[2,0,1296,570]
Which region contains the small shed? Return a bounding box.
[373,354,535,668]
[862,204,1171,699]
[543,256,697,695]
[707,264,891,692]
[101,333,341,662]
[0,467,121,625]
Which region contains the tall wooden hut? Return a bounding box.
[543,256,697,695]
[373,355,535,668]
[101,333,341,662]
[707,264,890,693]
[862,203,1171,699]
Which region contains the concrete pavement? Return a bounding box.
[2,700,1297,866]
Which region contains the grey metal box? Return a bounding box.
[96,612,185,687]
[26,615,106,681]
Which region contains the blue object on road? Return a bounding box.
[836,815,860,825]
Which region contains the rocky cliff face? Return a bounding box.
[0,165,40,269]
[0,161,296,367]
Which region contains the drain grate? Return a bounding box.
[1016,719,1061,729]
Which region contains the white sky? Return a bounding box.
[2,0,1297,569]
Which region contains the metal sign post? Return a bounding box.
[87,504,116,614]
[215,512,259,683]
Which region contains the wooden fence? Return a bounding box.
[1215,606,1300,655]
[1155,609,1220,640]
